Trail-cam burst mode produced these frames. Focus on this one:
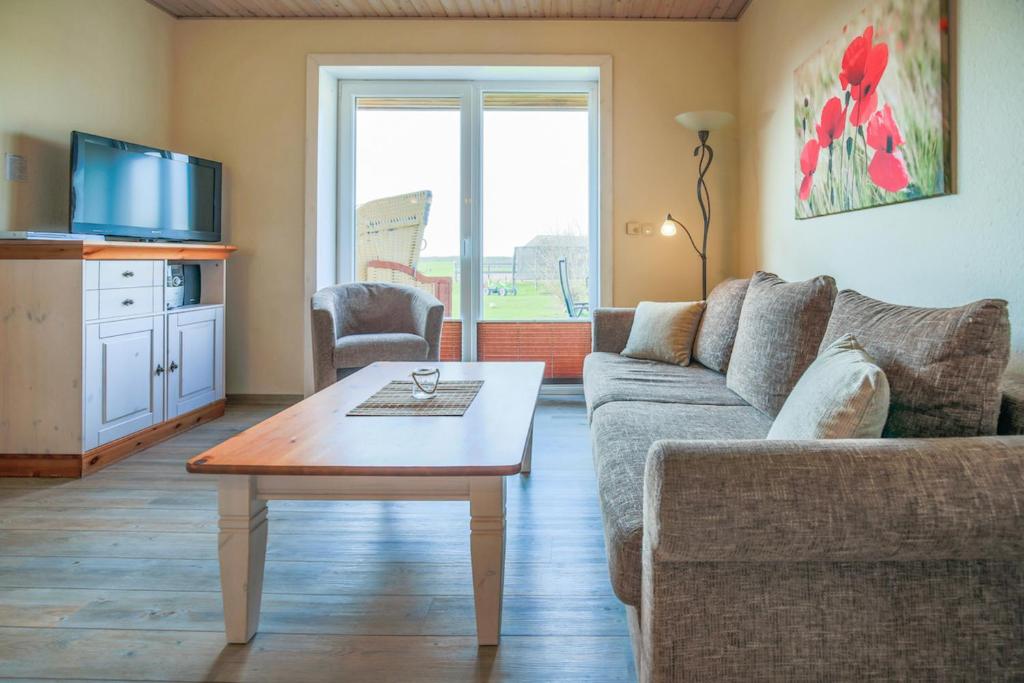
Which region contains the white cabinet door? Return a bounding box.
[167,307,224,418]
[84,316,165,450]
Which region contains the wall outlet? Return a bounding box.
[5,153,27,182]
[625,221,641,236]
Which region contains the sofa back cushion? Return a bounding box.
[820,290,1010,437]
[693,278,749,372]
[726,271,838,416]
[767,334,890,439]
[620,301,705,365]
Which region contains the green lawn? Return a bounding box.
[417,257,588,320]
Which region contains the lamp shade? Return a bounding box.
[675,110,734,132]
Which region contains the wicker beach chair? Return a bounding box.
[356,191,453,313]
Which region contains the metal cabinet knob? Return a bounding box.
[155,364,164,376]
[169,361,179,372]
[122,298,134,306]
[122,270,135,277]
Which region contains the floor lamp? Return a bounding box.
[660,110,734,300]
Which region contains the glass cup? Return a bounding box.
[411,367,440,400]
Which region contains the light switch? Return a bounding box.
[642,223,654,236]
[5,154,27,182]
[625,221,641,236]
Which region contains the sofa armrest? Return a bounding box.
[644,436,1024,563]
[592,307,636,354]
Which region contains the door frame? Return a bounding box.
[304,54,613,395]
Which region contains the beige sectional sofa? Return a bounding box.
[584,275,1024,681]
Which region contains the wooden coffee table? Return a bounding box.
[186,361,543,646]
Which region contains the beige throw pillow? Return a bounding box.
[620,301,705,366]
[767,334,890,440]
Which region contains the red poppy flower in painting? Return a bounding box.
[840,25,889,127]
[866,104,909,192]
[839,26,875,90]
[799,139,821,201]
[815,97,847,148]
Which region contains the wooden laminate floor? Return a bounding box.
[0,397,634,682]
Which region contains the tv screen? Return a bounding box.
[70,131,221,242]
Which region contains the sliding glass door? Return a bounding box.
[339,80,597,375]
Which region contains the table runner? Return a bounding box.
[347,380,484,417]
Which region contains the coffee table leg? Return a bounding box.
[521,418,534,475]
[469,476,506,646]
[217,475,268,643]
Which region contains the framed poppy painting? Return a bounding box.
[794,0,952,219]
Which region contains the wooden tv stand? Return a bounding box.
[0,240,237,477]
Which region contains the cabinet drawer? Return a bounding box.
[94,261,161,289]
[97,286,160,319]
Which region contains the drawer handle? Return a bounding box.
[122,298,135,306]
[122,270,135,278]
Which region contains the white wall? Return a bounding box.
[737,0,1024,370]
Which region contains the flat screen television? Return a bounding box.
[70,131,222,242]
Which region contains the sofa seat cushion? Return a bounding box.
[334,332,428,368]
[583,352,747,418]
[591,401,773,606]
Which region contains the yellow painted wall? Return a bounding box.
[0,0,174,231]
[172,19,739,394]
[737,0,1024,370]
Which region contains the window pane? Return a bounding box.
[353,97,461,318]
[481,93,590,321]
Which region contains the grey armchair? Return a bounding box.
[311,283,444,392]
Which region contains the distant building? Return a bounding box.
[513,235,588,282]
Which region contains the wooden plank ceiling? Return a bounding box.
[148,0,751,20]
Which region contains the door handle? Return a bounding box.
[169,361,179,372]
[155,364,164,376]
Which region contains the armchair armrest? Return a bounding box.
[406,287,444,361]
[592,307,636,354]
[644,436,1024,563]
[310,291,342,393]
